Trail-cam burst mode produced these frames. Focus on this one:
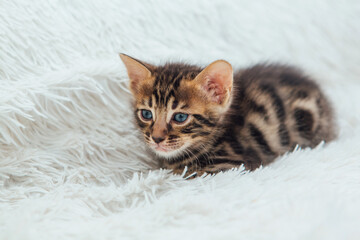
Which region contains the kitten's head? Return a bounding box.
[120,54,233,159]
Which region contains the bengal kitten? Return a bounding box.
[120,54,336,177]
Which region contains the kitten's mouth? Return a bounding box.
[149,142,188,158]
[155,144,170,152]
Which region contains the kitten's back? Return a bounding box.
[225,64,336,166]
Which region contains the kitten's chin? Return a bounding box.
[151,143,190,159]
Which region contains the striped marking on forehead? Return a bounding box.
[150,63,202,106]
[154,69,184,90]
[152,88,176,107]
[152,77,182,107]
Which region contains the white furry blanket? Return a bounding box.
[1,0,360,239]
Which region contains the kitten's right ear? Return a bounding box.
[119,53,152,94]
[193,60,233,106]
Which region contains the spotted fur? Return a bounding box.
[120,54,336,177]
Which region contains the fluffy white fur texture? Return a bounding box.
[1,0,360,239]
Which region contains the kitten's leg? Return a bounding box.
[192,163,246,177]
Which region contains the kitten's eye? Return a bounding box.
[141,109,153,120]
[173,113,188,123]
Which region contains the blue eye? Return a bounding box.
[141,110,153,120]
[173,113,188,123]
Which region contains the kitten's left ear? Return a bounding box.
[119,53,153,95]
[194,60,233,105]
